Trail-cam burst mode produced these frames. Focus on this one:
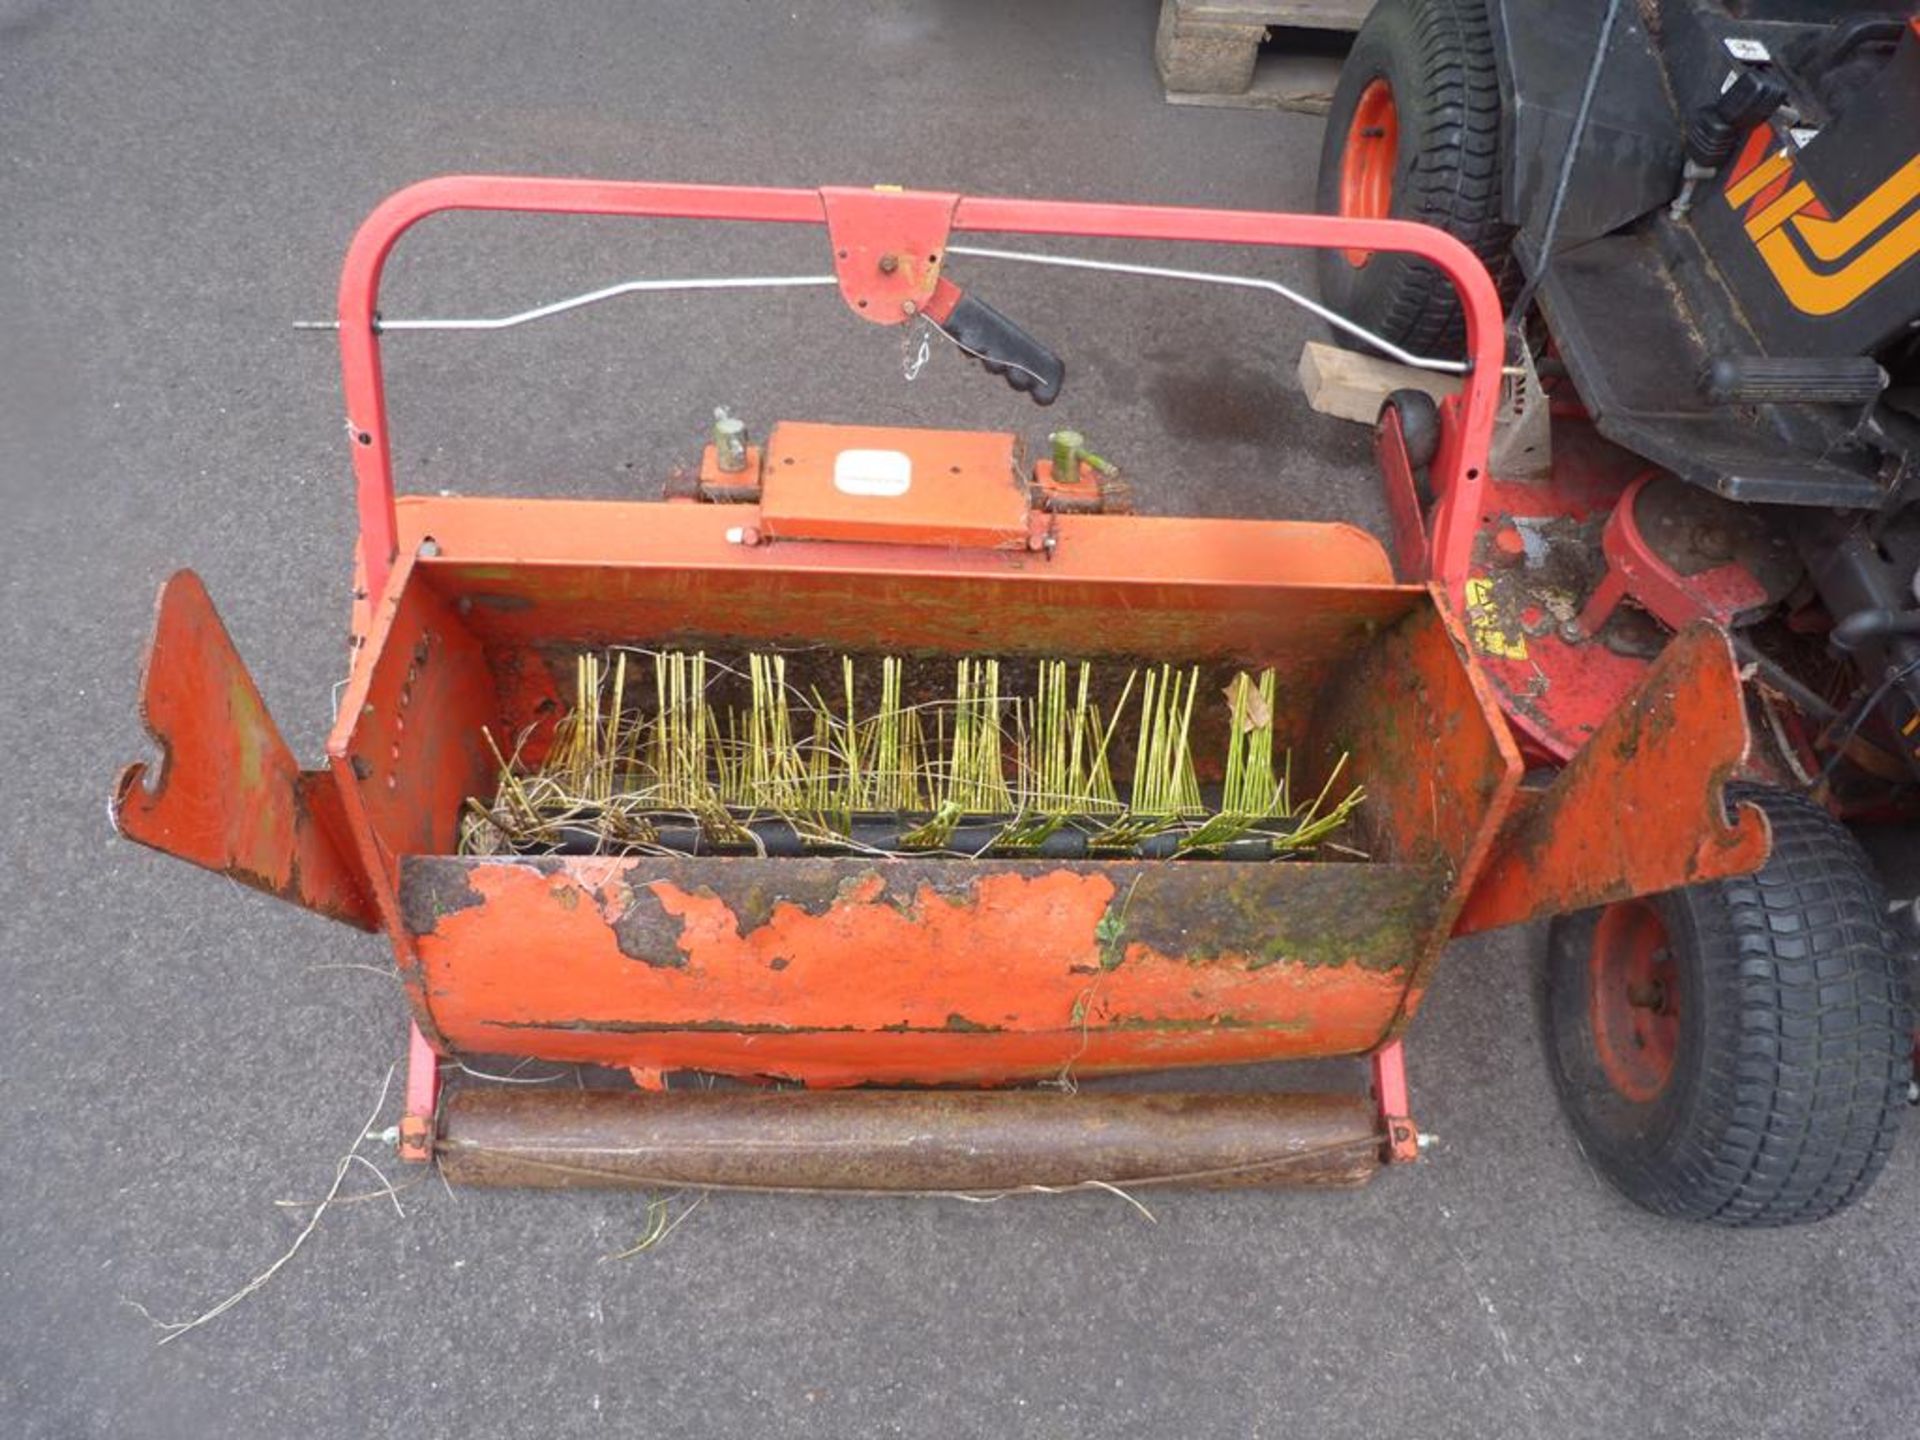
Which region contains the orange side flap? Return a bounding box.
[113,570,379,930]
[1453,623,1771,936]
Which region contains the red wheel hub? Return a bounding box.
[1588,900,1681,1103]
[1339,78,1398,266]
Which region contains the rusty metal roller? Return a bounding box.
[435,1088,1386,1193]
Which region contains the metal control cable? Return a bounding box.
[1814,653,1920,791]
[1507,0,1626,334]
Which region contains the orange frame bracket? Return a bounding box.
[112,571,378,930]
[1454,623,1772,935]
[333,177,1506,608]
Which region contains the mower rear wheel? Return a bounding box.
[1545,787,1912,1226]
[1314,0,1515,358]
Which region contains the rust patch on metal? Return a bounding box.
[437,1087,1386,1192]
[398,859,486,937]
[721,870,888,935]
[611,882,688,968]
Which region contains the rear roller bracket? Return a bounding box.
[1371,1039,1423,1164]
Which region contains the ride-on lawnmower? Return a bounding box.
[1318,0,1918,1224]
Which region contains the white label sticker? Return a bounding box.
[832,449,913,498]
[1789,126,1819,149]
[1725,37,1770,62]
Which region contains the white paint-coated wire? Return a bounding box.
[294,274,839,332]
[296,251,1465,374]
[944,244,1468,374]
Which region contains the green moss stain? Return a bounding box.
[229,675,268,791]
[1095,876,1142,971]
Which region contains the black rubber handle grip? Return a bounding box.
[942,292,1065,405]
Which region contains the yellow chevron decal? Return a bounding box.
[1728,149,1920,316]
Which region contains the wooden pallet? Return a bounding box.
[1155,0,1370,114]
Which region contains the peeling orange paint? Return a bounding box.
[412,860,1413,1084]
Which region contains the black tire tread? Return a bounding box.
[1669,789,1909,1225]
[1316,0,1517,356]
[1549,787,1911,1227]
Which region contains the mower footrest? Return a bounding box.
[1701,355,1886,406]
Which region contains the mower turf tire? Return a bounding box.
[1314,0,1515,359]
[1545,787,1912,1226]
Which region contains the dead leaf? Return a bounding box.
[1223,673,1271,733]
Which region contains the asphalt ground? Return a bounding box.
[2,2,1915,1436]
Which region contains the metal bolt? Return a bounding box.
[1558,618,1586,645]
[878,253,899,275]
[712,407,748,474]
[1626,981,1661,1008]
[1050,430,1086,484]
[901,299,918,317]
[418,539,440,558]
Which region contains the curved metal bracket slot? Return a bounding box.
[112,571,378,930]
[1454,622,1771,935]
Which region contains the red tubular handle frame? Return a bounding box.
[337,177,1506,607]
